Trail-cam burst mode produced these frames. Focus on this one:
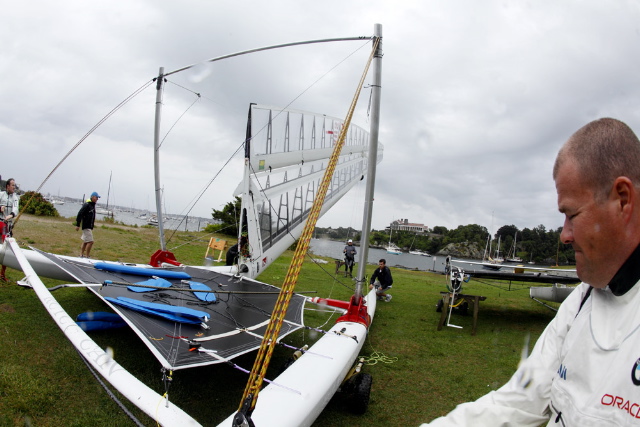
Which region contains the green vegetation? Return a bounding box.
[18,191,59,217]
[316,223,574,264]
[204,196,242,237]
[209,197,573,264]
[0,214,561,426]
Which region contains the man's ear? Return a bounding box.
[612,176,634,218]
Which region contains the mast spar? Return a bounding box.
[355,23,383,302]
[153,67,167,251]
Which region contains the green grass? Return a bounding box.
[0,215,561,426]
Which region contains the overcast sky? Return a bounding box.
[3,1,640,234]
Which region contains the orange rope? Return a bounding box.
[237,36,381,415]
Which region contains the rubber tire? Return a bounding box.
[460,301,469,316]
[349,373,372,415]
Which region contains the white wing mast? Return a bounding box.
[235,104,383,277]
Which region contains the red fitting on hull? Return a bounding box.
[336,295,371,328]
[149,250,182,267]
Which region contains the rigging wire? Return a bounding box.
[75,348,145,427]
[161,39,370,245]
[14,79,155,226]
[158,84,202,150]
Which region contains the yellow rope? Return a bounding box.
[361,351,398,366]
[450,295,466,308]
[238,36,381,415]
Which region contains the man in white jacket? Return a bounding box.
[423,118,640,426]
[0,178,19,282]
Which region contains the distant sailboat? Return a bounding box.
[385,227,402,254]
[505,232,523,262]
[408,233,430,256]
[96,171,114,217]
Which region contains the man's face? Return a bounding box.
[556,158,622,288]
[378,261,385,269]
[91,195,98,203]
[5,181,15,195]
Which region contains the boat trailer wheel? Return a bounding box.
[343,372,372,415]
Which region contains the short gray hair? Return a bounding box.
[553,118,640,200]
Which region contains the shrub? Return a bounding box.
[18,191,59,217]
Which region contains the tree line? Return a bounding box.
[207,201,574,265]
[314,223,575,265]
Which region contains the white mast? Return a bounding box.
[355,23,383,301]
[153,67,167,251]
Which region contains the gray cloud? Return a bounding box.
[3,0,640,234]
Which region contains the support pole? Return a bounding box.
[355,24,383,301]
[153,67,167,251]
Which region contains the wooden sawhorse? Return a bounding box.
[437,292,487,336]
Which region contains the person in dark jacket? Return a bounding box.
[343,239,357,277]
[369,258,393,302]
[225,243,239,266]
[225,235,248,266]
[75,192,99,258]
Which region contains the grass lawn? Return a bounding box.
[0,215,561,426]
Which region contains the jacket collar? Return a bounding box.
[607,243,640,296]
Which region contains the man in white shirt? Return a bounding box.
[422,118,640,426]
[0,178,19,282]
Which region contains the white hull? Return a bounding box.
[409,250,431,257]
[530,284,577,303]
[0,242,76,281]
[5,239,201,426]
[385,243,402,255]
[0,241,239,282]
[218,290,377,427]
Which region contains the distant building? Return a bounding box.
[390,218,428,233]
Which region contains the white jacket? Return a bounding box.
[0,191,19,220]
[423,279,640,426]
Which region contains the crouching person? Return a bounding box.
[369,258,393,302]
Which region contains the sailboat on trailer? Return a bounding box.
[0,24,384,426]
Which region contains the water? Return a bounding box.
[307,239,568,276]
[52,201,214,232]
[308,238,448,272]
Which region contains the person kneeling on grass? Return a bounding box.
[369,258,393,302]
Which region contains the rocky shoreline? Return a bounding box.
[435,242,485,259]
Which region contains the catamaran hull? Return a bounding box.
[5,238,202,426]
[0,242,76,281]
[530,284,577,303]
[218,290,377,427]
[0,242,239,282]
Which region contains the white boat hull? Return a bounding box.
[530,284,577,303]
[0,242,76,281]
[5,239,201,426]
[218,290,377,427]
[0,241,239,282]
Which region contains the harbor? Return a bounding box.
[51,198,215,232]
